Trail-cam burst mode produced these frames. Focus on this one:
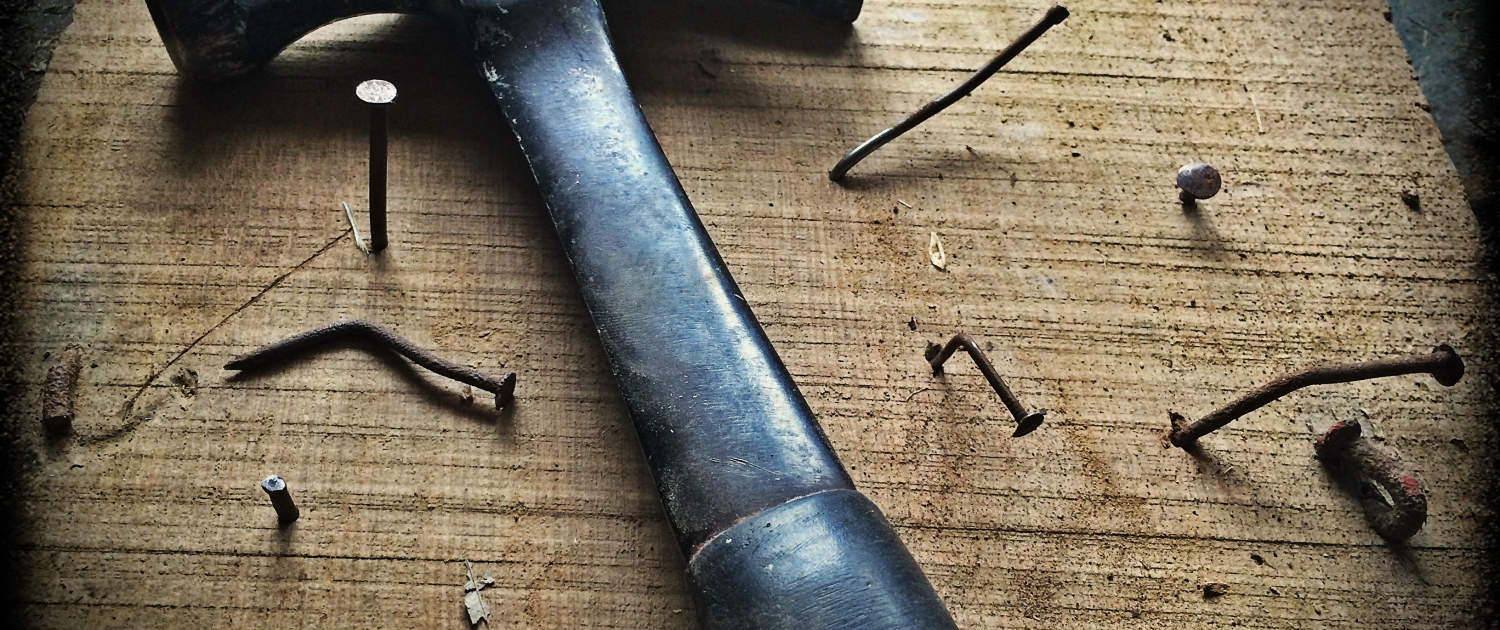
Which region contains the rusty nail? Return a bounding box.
[261,474,300,525]
[828,5,1069,181]
[42,344,85,436]
[357,79,396,253]
[224,319,516,409]
[925,333,1046,437]
[1314,420,1427,541]
[1177,162,1222,204]
[1169,344,1463,448]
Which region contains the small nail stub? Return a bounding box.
[42,344,85,436]
[261,475,300,525]
[1315,421,1426,541]
[1176,162,1222,201]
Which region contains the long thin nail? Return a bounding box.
[925,333,1046,437]
[1314,420,1426,541]
[356,79,396,253]
[261,474,300,525]
[1169,344,1463,447]
[828,5,1069,182]
[224,319,516,409]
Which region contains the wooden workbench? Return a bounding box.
[10,0,1495,627]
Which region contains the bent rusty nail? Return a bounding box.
[828,4,1069,182]
[1314,420,1426,542]
[225,319,516,409]
[925,333,1046,437]
[1169,344,1463,448]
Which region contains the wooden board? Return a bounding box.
[10,0,1495,627]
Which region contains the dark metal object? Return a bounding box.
[778,0,863,22]
[1315,420,1427,541]
[146,2,953,626]
[357,79,395,253]
[925,334,1046,438]
[827,4,1069,182]
[42,344,84,436]
[691,489,953,628]
[224,319,516,409]
[260,474,300,525]
[1176,162,1221,203]
[1169,344,1463,447]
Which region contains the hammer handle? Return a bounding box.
[472,1,954,627]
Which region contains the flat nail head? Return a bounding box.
[1430,343,1464,387]
[1013,410,1047,438]
[1177,163,1222,200]
[356,79,397,105]
[261,474,286,493]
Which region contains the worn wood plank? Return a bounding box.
[8,0,1494,627]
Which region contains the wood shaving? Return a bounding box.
[928,232,947,270]
[463,561,494,626]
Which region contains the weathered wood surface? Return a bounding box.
[9,0,1495,627]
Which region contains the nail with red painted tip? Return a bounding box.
[1314,420,1426,541]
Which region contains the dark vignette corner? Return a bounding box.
[0,0,75,625]
[1384,1,1500,622]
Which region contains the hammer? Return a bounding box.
[144,1,956,627]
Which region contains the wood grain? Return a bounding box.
[9,0,1495,627]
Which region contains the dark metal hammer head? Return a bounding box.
[145,0,864,80]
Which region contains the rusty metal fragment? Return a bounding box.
[42,344,84,435]
[1315,420,1427,542]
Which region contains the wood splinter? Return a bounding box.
[42,344,85,436]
